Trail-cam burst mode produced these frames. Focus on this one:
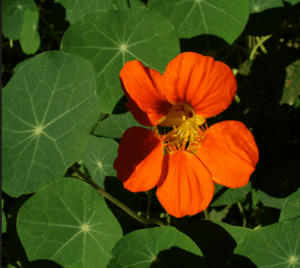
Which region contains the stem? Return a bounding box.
[146,190,152,220]
[237,202,247,227]
[204,209,210,220]
[39,13,62,44]
[250,35,272,60]
[70,165,166,227]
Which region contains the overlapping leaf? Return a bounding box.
[3,51,100,197]
[279,188,300,222]
[233,217,300,267]
[56,0,113,24]
[61,8,180,113]
[112,0,146,9]
[149,0,249,43]
[249,0,284,13]
[20,8,40,55]
[107,226,207,268]
[93,112,145,138]
[17,177,123,268]
[82,135,118,188]
[2,0,37,40]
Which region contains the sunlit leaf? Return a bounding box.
[19,8,40,55]
[3,51,100,197]
[233,217,300,268]
[279,188,300,222]
[17,177,122,268]
[56,0,113,24]
[61,8,180,113]
[149,0,249,43]
[82,135,118,188]
[107,226,207,268]
[2,0,37,40]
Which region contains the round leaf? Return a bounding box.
[149,0,249,43]
[250,0,284,13]
[2,0,37,40]
[82,136,119,188]
[3,51,100,197]
[107,226,207,268]
[56,0,113,24]
[279,188,300,222]
[17,177,123,268]
[61,8,180,113]
[233,217,300,268]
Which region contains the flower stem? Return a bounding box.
[250,35,272,60]
[237,202,247,227]
[70,165,166,227]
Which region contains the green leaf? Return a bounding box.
[107,226,207,268]
[183,220,251,268]
[250,0,284,13]
[82,135,118,188]
[2,0,37,40]
[61,8,180,113]
[279,59,300,106]
[112,0,147,9]
[283,0,300,5]
[3,51,100,197]
[93,112,145,138]
[56,0,113,24]
[17,177,122,268]
[279,188,300,222]
[148,0,249,43]
[2,199,7,233]
[233,217,300,267]
[210,182,252,207]
[19,8,40,55]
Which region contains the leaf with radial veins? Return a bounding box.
[249,0,283,13]
[279,188,300,222]
[61,8,180,113]
[2,0,37,40]
[17,177,123,268]
[56,0,113,24]
[82,135,118,188]
[107,226,207,268]
[233,217,300,268]
[3,51,100,197]
[148,0,249,43]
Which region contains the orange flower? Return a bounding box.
[114,52,259,218]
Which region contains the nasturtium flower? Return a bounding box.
[114,52,259,218]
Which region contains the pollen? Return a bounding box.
[156,102,207,155]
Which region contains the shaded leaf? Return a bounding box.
[56,0,113,24]
[279,188,300,222]
[2,0,37,40]
[82,135,118,188]
[107,226,207,268]
[2,199,7,233]
[149,0,249,43]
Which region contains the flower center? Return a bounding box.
[156,102,207,155]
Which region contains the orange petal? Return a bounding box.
[163,52,237,118]
[156,151,214,218]
[113,127,164,192]
[120,61,172,126]
[197,121,259,188]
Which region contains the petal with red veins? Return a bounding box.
[163,52,237,118]
[120,61,171,126]
[198,121,259,188]
[156,151,214,218]
[114,127,164,192]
